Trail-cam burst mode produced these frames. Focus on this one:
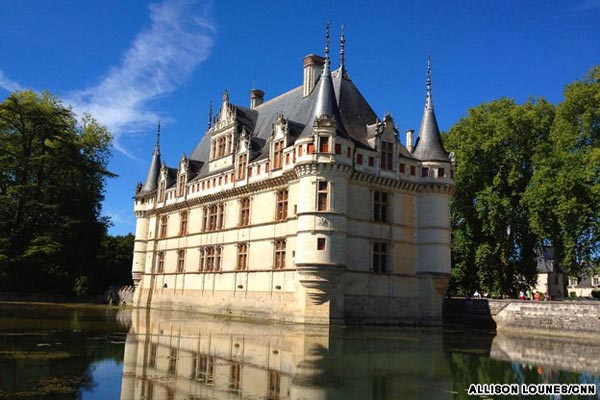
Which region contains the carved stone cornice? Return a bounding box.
[294,162,353,178]
[149,170,298,215]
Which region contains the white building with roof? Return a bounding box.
[130,26,455,325]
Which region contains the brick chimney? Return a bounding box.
[303,54,324,97]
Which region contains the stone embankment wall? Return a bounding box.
[444,298,600,338]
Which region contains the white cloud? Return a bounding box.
[66,0,215,156]
[0,69,23,92]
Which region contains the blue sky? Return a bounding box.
[1,0,598,235]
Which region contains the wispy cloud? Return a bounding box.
[66,0,215,156]
[0,69,23,92]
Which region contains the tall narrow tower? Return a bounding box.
[412,57,456,324]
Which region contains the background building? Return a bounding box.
[131,27,455,325]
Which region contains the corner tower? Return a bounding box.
[413,57,455,324]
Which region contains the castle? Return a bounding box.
[131,26,455,325]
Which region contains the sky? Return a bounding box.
[0,0,598,235]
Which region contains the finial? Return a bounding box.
[156,120,161,146]
[208,101,213,129]
[340,24,345,70]
[426,55,433,110]
[324,21,330,65]
[223,89,229,103]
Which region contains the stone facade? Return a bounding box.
[131,31,454,325]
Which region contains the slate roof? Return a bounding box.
[187,66,378,180]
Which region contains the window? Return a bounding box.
[357,154,363,164]
[203,247,221,271]
[307,143,314,154]
[197,355,215,384]
[380,141,393,170]
[267,370,281,400]
[273,140,283,169]
[218,203,225,229]
[438,167,445,178]
[373,191,389,222]
[230,363,241,391]
[177,250,185,272]
[199,248,206,271]
[276,190,288,221]
[421,167,429,177]
[274,240,286,269]
[240,197,251,226]
[179,211,188,235]
[335,143,342,154]
[149,343,157,368]
[298,146,303,156]
[202,207,208,231]
[209,205,218,231]
[178,174,186,196]
[205,204,225,231]
[317,238,326,250]
[368,157,374,167]
[569,277,578,287]
[317,180,329,211]
[168,348,177,374]
[237,154,247,180]
[373,242,388,273]
[594,276,599,286]
[399,163,405,174]
[347,147,351,157]
[319,136,329,153]
[248,166,253,177]
[237,243,248,271]
[160,215,168,238]
[157,251,165,273]
[410,165,416,176]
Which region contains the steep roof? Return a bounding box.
[138,126,162,195]
[188,66,378,176]
[412,59,450,162]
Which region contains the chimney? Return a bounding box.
[303,54,324,97]
[406,129,415,152]
[250,89,264,109]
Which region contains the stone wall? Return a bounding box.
[444,298,600,338]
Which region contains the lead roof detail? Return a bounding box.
[139,122,162,194]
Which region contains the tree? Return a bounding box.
[444,98,555,296]
[524,66,600,274]
[0,90,114,294]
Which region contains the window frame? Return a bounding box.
[372,242,388,274]
[274,239,286,270]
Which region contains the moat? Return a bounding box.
[0,303,599,399]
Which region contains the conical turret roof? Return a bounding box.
[139,123,162,194]
[412,57,449,162]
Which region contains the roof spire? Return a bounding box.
[426,54,433,110]
[412,55,449,162]
[139,121,162,194]
[208,101,213,129]
[155,120,161,152]
[324,21,330,67]
[339,24,346,71]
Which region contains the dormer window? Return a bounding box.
[273,140,284,170]
[318,136,329,153]
[237,154,247,180]
[177,174,186,197]
[158,181,166,202]
[380,141,393,170]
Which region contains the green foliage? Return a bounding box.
[592,290,600,299]
[446,66,600,296]
[0,90,122,296]
[445,98,555,296]
[524,66,600,274]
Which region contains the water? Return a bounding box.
[0,303,599,399]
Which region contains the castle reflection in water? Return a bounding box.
[120,309,454,400]
[120,308,600,400]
